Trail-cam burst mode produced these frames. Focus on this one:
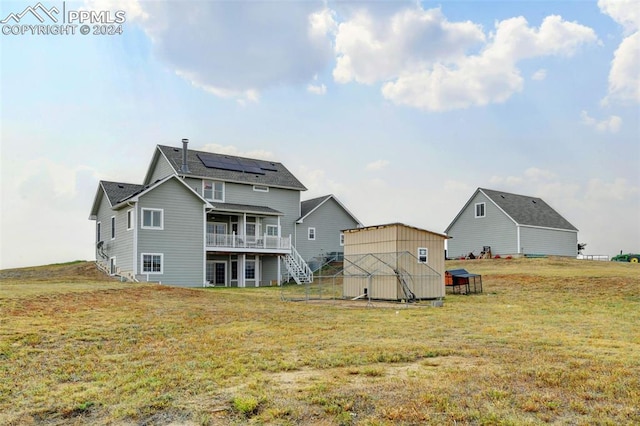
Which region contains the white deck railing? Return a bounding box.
[206,233,291,250]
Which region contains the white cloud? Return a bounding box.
[599,0,640,104]
[532,69,547,80]
[524,167,557,181]
[333,6,485,84]
[376,14,598,111]
[365,159,389,171]
[598,0,639,33]
[580,110,622,133]
[307,83,327,95]
[117,2,334,102]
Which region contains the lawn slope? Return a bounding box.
[1,258,638,425]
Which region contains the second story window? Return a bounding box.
[141,208,163,229]
[204,181,224,202]
[308,227,316,240]
[475,202,486,218]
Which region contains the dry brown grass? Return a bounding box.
[1,258,639,425]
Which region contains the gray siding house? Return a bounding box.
[295,194,362,265]
[89,140,358,287]
[445,188,578,258]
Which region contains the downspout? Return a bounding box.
[128,201,138,276]
[516,225,521,255]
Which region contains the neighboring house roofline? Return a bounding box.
[297,194,362,226]
[444,187,578,233]
[345,222,449,239]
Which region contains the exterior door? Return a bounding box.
[207,261,227,286]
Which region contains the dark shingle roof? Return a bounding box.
[210,202,283,216]
[101,181,144,206]
[480,188,578,231]
[158,145,307,191]
[300,195,331,218]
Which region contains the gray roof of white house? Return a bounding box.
[479,188,578,231]
[157,145,307,191]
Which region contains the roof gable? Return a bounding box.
[156,145,307,191]
[298,194,362,225]
[89,181,144,219]
[446,188,577,232]
[479,188,577,231]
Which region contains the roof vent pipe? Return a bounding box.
[180,138,190,174]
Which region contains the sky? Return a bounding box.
[0,0,638,269]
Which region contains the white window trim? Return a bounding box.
[253,185,269,192]
[141,208,164,230]
[418,247,428,264]
[475,202,486,218]
[203,180,225,202]
[127,209,134,231]
[308,227,316,240]
[141,253,163,274]
[266,224,278,236]
[339,233,345,246]
[111,216,116,240]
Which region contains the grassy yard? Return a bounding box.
[1,258,639,425]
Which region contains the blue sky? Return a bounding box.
[1,0,638,268]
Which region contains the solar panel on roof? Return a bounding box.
[197,153,265,174]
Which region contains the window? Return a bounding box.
[231,261,238,280]
[253,185,269,192]
[141,208,163,229]
[204,180,224,201]
[97,222,101,242]
[475,202,486,218]
[111,216,116,239]
[109,257,117,275]
[266,225,278,237]
[339,233,345,246]
[127,209,134,230]
[308,227,316,240]
[245,259,256,280]
[142,253,163,273]
[418,247,428,264]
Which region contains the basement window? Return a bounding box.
[142,253,163,274]
[475,202,486,218]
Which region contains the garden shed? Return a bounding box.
[342,223,448,301]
